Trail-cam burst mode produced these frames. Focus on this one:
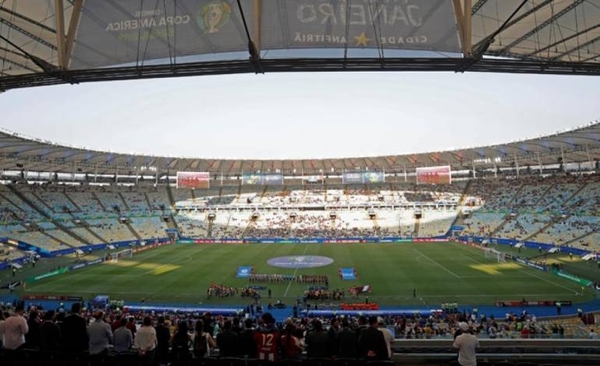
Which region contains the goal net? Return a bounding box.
[484,248,506,263]
[111,249,133,263]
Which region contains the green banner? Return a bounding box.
[28,267,69,282]
[551,270,593,286]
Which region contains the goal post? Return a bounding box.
[484,248,506,263]
[111,248,133,263]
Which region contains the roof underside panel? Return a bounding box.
[474,0,600,63]
[0,0,74,76]
[1,1,600,90]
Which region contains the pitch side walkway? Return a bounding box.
[2,294,600,323]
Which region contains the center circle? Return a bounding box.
[267,255,334,269]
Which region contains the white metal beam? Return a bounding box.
[54,0,66,69]
[64,0,83,69]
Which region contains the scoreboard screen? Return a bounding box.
[416,166,451,185]
[176,172,210,189]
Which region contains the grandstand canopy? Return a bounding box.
[1,0,600,91]
[1,120,599,176]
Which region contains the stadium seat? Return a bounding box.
[14,349,39,366]
[38,350,65,366]
[493,361,515,366]
[365,361,394,366]
[116,351,139,366]
[307,358,335,366]
[333,358,363,366]
[191,357,220,366]
[1,349,17,366]
[277,359,304,366]
[89,351,117,366]
[219,357,254,366]
[254,360,277,366]
[64,352,89,366]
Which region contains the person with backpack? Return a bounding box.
[193,319,216,359]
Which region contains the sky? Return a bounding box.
[0,71,599,160]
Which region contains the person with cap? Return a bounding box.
[453,322,479,366]
[253,312,280,362]
[358,316,388,360]
[377,317,394,359]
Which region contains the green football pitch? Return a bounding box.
[19,242,595,306]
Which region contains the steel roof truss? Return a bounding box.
[495,0,585,55]
[0,18,57,50]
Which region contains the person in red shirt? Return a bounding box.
[253,313,280,362]
[110,314,122,333]
[126,317,137,339]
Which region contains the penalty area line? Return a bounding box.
[413,248,461,279]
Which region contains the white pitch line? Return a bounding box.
[519,267,578,294]
[413,248,461,278]
[455,244,579,293]
[460,253,485,264]
[283,244,311,297]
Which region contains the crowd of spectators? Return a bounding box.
[2,174,600,258]
[1,301,593,363]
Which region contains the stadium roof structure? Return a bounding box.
[1,0,600,91]
[1,120,599,176]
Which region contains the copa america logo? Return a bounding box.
[267,255,334,269]
[197,1,232,34]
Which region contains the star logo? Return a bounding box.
[354,32,371,47]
